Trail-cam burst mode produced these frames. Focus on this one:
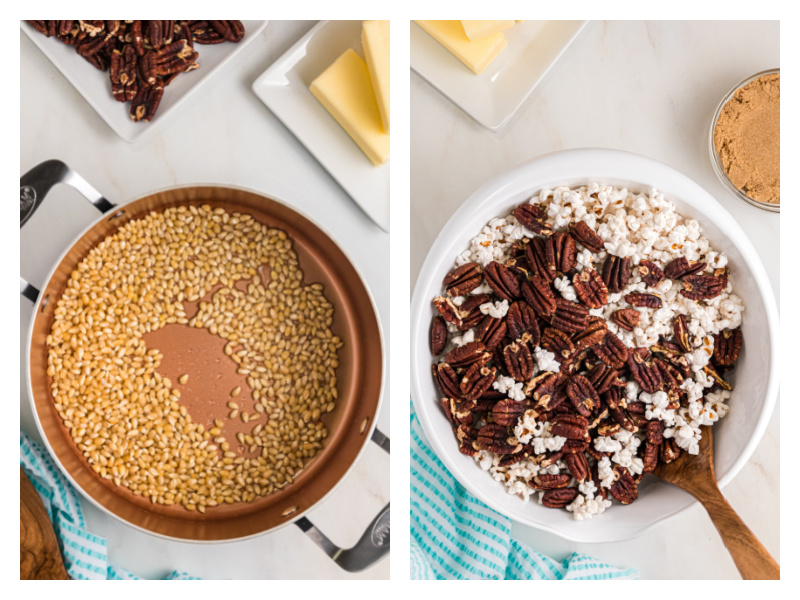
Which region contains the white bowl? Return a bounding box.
[410,148,778,543]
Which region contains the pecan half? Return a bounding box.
[642,442,659,474]
[493,399,533,427]
[531,474,572,490]
[151,39,198,77]
[443,262,483,297]
[638,259,665,288]
[474,315,507,352]
[460,364,497,402]
[209,20,245,43]
[713,328,743,367]
[430,316,447,355]
[593,332,629,370]
[458,294,492,330]
[586,363,620,395]
[566,374,600,417]
[110,45,139,102]
[569,220,605,253]
[445,341,490,369]
[627,348,663,394]
[476,424,523,454]
[572,268,608,309]
[660,438,681,464]
[506,301,541,343]
[673,314,693,353]
[512,203,552,236]
[625,292,662,309]
[664,257,706,280]
[650,342,691,378]
[147,20,172,49]
[433,363,463,399]
[572,317,608,351]
[525,238,557,282]
[646,420,665,445]
[455,424,478,457]
[681,274,726,301]
[603,387,638,433]
[550,413,589,441]
[130,83,163,122]
[609,465,638,504]
[433,295,464,327]
[504,340,535,382]
[441,397,474,426]
[611,308,640,331]
[655,358,684,391]
[484,261,520,301]
[601,255,631,294]
[521,276,557,318]
[541,487,579,508]
[550,231,577,273]
[565,452,590,483]
[541,327,576,361]
[550,299,589,334]
[529,372,563,409]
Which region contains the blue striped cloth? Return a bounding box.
[410,404,637,580]
[20,431,199,580]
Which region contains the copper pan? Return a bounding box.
[20,161,388,567]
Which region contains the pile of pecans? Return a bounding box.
[46,205,342,512]
[26,20,245,122]
[431,199,742,513]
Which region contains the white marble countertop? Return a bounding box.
[411,20,779,580]
[20,20,389,580]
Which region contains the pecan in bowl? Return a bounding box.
[428,183,746,521]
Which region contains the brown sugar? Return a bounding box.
[714,72,780,205]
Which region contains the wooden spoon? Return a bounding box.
[20,468,69,580]
[653,427,779,579]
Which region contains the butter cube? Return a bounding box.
[362,20,390,133]
[415,20,507,75]
[310,49,389,166]
[460,20,515,41]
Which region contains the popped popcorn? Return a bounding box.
[433,184,744,521]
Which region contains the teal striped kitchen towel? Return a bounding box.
[410,404,638,580]
[20,431,199,580]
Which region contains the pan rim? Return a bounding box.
[25,182,386,543]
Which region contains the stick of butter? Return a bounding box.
[415,20,506,75]
[362,20,390,133]
[460,20,515,41]
[310,49,389,167]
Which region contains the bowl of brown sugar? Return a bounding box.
[710,69,780,213]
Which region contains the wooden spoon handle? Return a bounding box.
[20,468,69,580]
[694,482,779,580]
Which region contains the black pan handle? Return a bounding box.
[295,428,390,572]
[20,160,116,302]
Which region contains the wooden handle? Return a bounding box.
[691,478,779,580]
[20,468,69,580]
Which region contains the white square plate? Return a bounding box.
[411,20,588,132]
[252,20,389,232]
[21,21,269,143]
